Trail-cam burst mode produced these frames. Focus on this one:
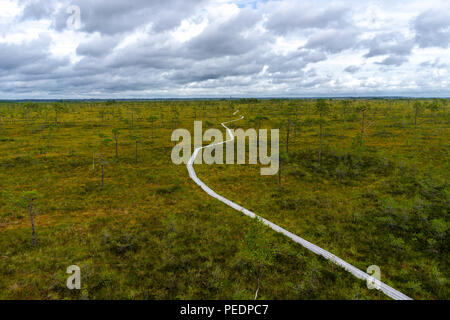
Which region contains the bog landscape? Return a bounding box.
[0,98,448,299]
[1,0,449,304]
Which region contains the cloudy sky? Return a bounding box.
[0,0,449,99]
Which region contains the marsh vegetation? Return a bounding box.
[0,98,448,299]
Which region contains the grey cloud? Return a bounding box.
[271,74,330,89]
[104,36,186,70]
[0,42,44,71]
[376,55,408,67]
[19,0,207,35]
[76,36,120,57]
[419,58,447,69]
[265,2,351,35]
[67,8,269,86]
[19,0,55,21]
[167,52,264,84]
[414,10,450,48]
[266,49,327,74]
[300,51,327,64]
[305,29,359,53]
[362,32,414,58]
[53,0,207,35]
[0,35,68,72]
[169,65,259,84]
[3,0,450,98]
[344,66,360,74]
[186,9,266,60]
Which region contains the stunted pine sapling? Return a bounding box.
[128,108,135,129]
[98,133,112,189]
[278,151,288,192]
[99,108,106,122]
[413,101,423,129]
[20,191,40,246]
[147,115,158,144]
[356,104,369,146]
[253,115,269,130]
[239,217,276,299]
[23,102,38,124]
[112,128,120,159]
[315,99,330,166]
[341,100,351,121]
[53,102,65,125]
[129,134,141,163]
[286,120,290,156]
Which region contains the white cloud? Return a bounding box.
[0,0,449,98]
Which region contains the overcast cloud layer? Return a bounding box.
[0,0,449,98]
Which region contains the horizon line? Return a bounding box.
[1,95,449,102]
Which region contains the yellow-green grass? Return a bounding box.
[0,99,448,299]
